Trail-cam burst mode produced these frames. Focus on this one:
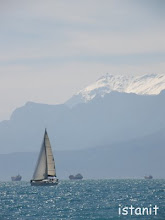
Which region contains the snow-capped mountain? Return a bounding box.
[66,73,165,107]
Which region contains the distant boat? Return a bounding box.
[11,174,22,181]
[69,173,83,180]
[144,175,153,179]
[30,129,58,186]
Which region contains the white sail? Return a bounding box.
[45,131,56,177]
[32,140,47,180]
[32,130,56,180]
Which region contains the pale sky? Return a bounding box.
[0,0,165,121]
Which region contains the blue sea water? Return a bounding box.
[0,180,164,220]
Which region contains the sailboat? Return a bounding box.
[30,129,58,186]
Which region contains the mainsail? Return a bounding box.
[45,131,56,177]
[32,130,56,180]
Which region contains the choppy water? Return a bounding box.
[0,180,164,219]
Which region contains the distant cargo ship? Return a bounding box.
[144,175,153,179]
[11,174,22,181]
[69,173,83,180]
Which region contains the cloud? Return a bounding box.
[68,29,165,56]
[0,1,164,64]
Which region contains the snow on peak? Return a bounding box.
[66,73,165,107]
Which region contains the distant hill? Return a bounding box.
[0,90,165,153]
[1,130,165,181]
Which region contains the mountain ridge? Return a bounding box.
[0,90,165,153]
[66,73,165,107]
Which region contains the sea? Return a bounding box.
[0,180,164,220]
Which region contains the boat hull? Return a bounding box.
[30,179,59,186]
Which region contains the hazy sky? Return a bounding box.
[0,0,165,121]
